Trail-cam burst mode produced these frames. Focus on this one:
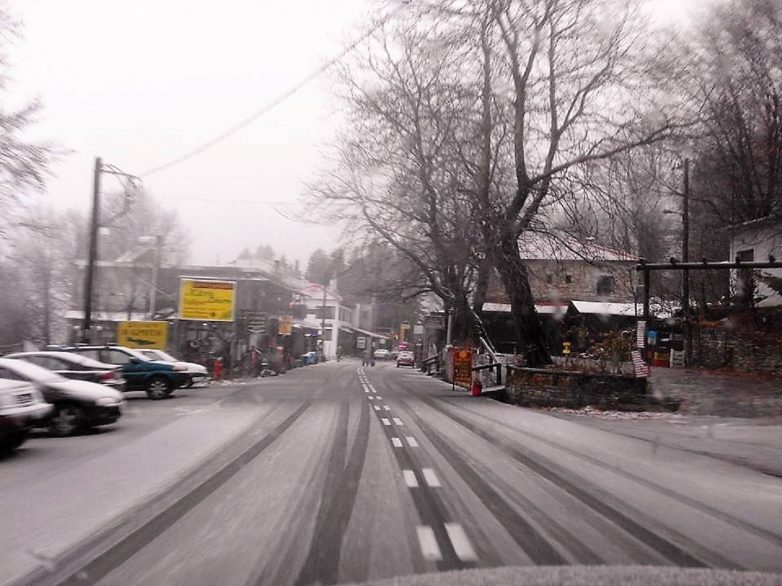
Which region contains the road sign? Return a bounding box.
[118,321,168,349]
[453,348,473,386]
[179,279,236,321]
[631,350,649,378]
[357,336,366,349]
[278,315,293,336]
[562,341,571,355]
[636,320,646,348]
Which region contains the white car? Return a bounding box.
[0,379,52,452]
[140,350,209,388]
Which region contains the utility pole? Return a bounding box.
[682,158,691,366]
[320,272,329,362]
[82,157,102,343]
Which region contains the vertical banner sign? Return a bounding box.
[117,321,168,349]
[357,336,366,349]
[278,315,293,336]
[631,350,650,378]
[636,320,646,349]
[452,348,473,386]
[179,279,236,321]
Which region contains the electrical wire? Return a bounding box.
[141,2,409,178]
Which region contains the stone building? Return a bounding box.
[729,215,782,307]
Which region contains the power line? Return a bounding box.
[141,2,408,178]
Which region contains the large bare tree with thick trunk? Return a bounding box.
[315,0,682,362]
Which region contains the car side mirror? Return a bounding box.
[129,357,140,364]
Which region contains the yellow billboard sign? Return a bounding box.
[118,321,168,349]
[278,315,293,336]
[179,279,236,321]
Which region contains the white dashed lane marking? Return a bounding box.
[383,406,391,411]
[416,526,442,561]
[393,417,404,426]
[405,436,419,447]
[381,418,391,426]
[422,468,442,488]
[391,437,403,448]
[445,523,478,561]
[368,396,375,400]
[403,470,419,488]
[373,405,381,411]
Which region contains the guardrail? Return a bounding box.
[472,362,503,388]
[420,355,440,375]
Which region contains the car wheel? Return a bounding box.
[4,429,29,451]
[51,405,84,437]
[396,363,400,368]
[146,376,171,400]
[183,377,194,389]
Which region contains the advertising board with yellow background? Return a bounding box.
[179,279,236,321]
[278,315,293,336]
[118,321,168,349]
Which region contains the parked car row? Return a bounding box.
[0,345,210,453]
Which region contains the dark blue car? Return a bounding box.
[62,345,189,400]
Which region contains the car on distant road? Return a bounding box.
[61,345,189,400]
[396,350,415,368]
[139,349,209,388]
[0,358,124,436]
[374,348,390,361]
[0,379,52,452]
[5,351,126,391]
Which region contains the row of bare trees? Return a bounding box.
[313,0,700,364]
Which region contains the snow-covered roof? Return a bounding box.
[518,231,637,262]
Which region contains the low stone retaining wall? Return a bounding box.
[506,367,650,411]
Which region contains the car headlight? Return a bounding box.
[173,364,188,372]
[96,396,121,406]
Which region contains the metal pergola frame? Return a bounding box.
[636,257,782,321]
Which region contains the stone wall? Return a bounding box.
[506,367,649,411]
[692,326,782,376]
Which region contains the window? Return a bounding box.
[737,249,754,262]
[564,275,572,284]
[102,350,132,365]
[0,368,25,381]
[74,349,101,361]
[546,273,553,284]
[315,306,335,320]
[596,275,616,296]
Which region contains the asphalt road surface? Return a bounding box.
[12,360,782,586]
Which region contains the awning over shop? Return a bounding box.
[292,319,322,331]
[351,326,390,341]
[569,301,639,317]
[64,310,148,322]
[482,303,568,315]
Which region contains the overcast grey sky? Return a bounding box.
[9,0,694,268]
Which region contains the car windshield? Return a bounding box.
[0,358,67,383]
[3,2,782,585]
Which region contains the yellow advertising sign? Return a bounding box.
[117,321,168,349]
[278,315,293,336]
[179,279,236,321]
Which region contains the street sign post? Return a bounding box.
[118,321,168,349]
[278,315,293,336]
[452,348,472,389]
[179,279,236,321]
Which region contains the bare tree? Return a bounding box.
[312,17,485,344]
[0,8,53,234]
[684,0,782,225]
